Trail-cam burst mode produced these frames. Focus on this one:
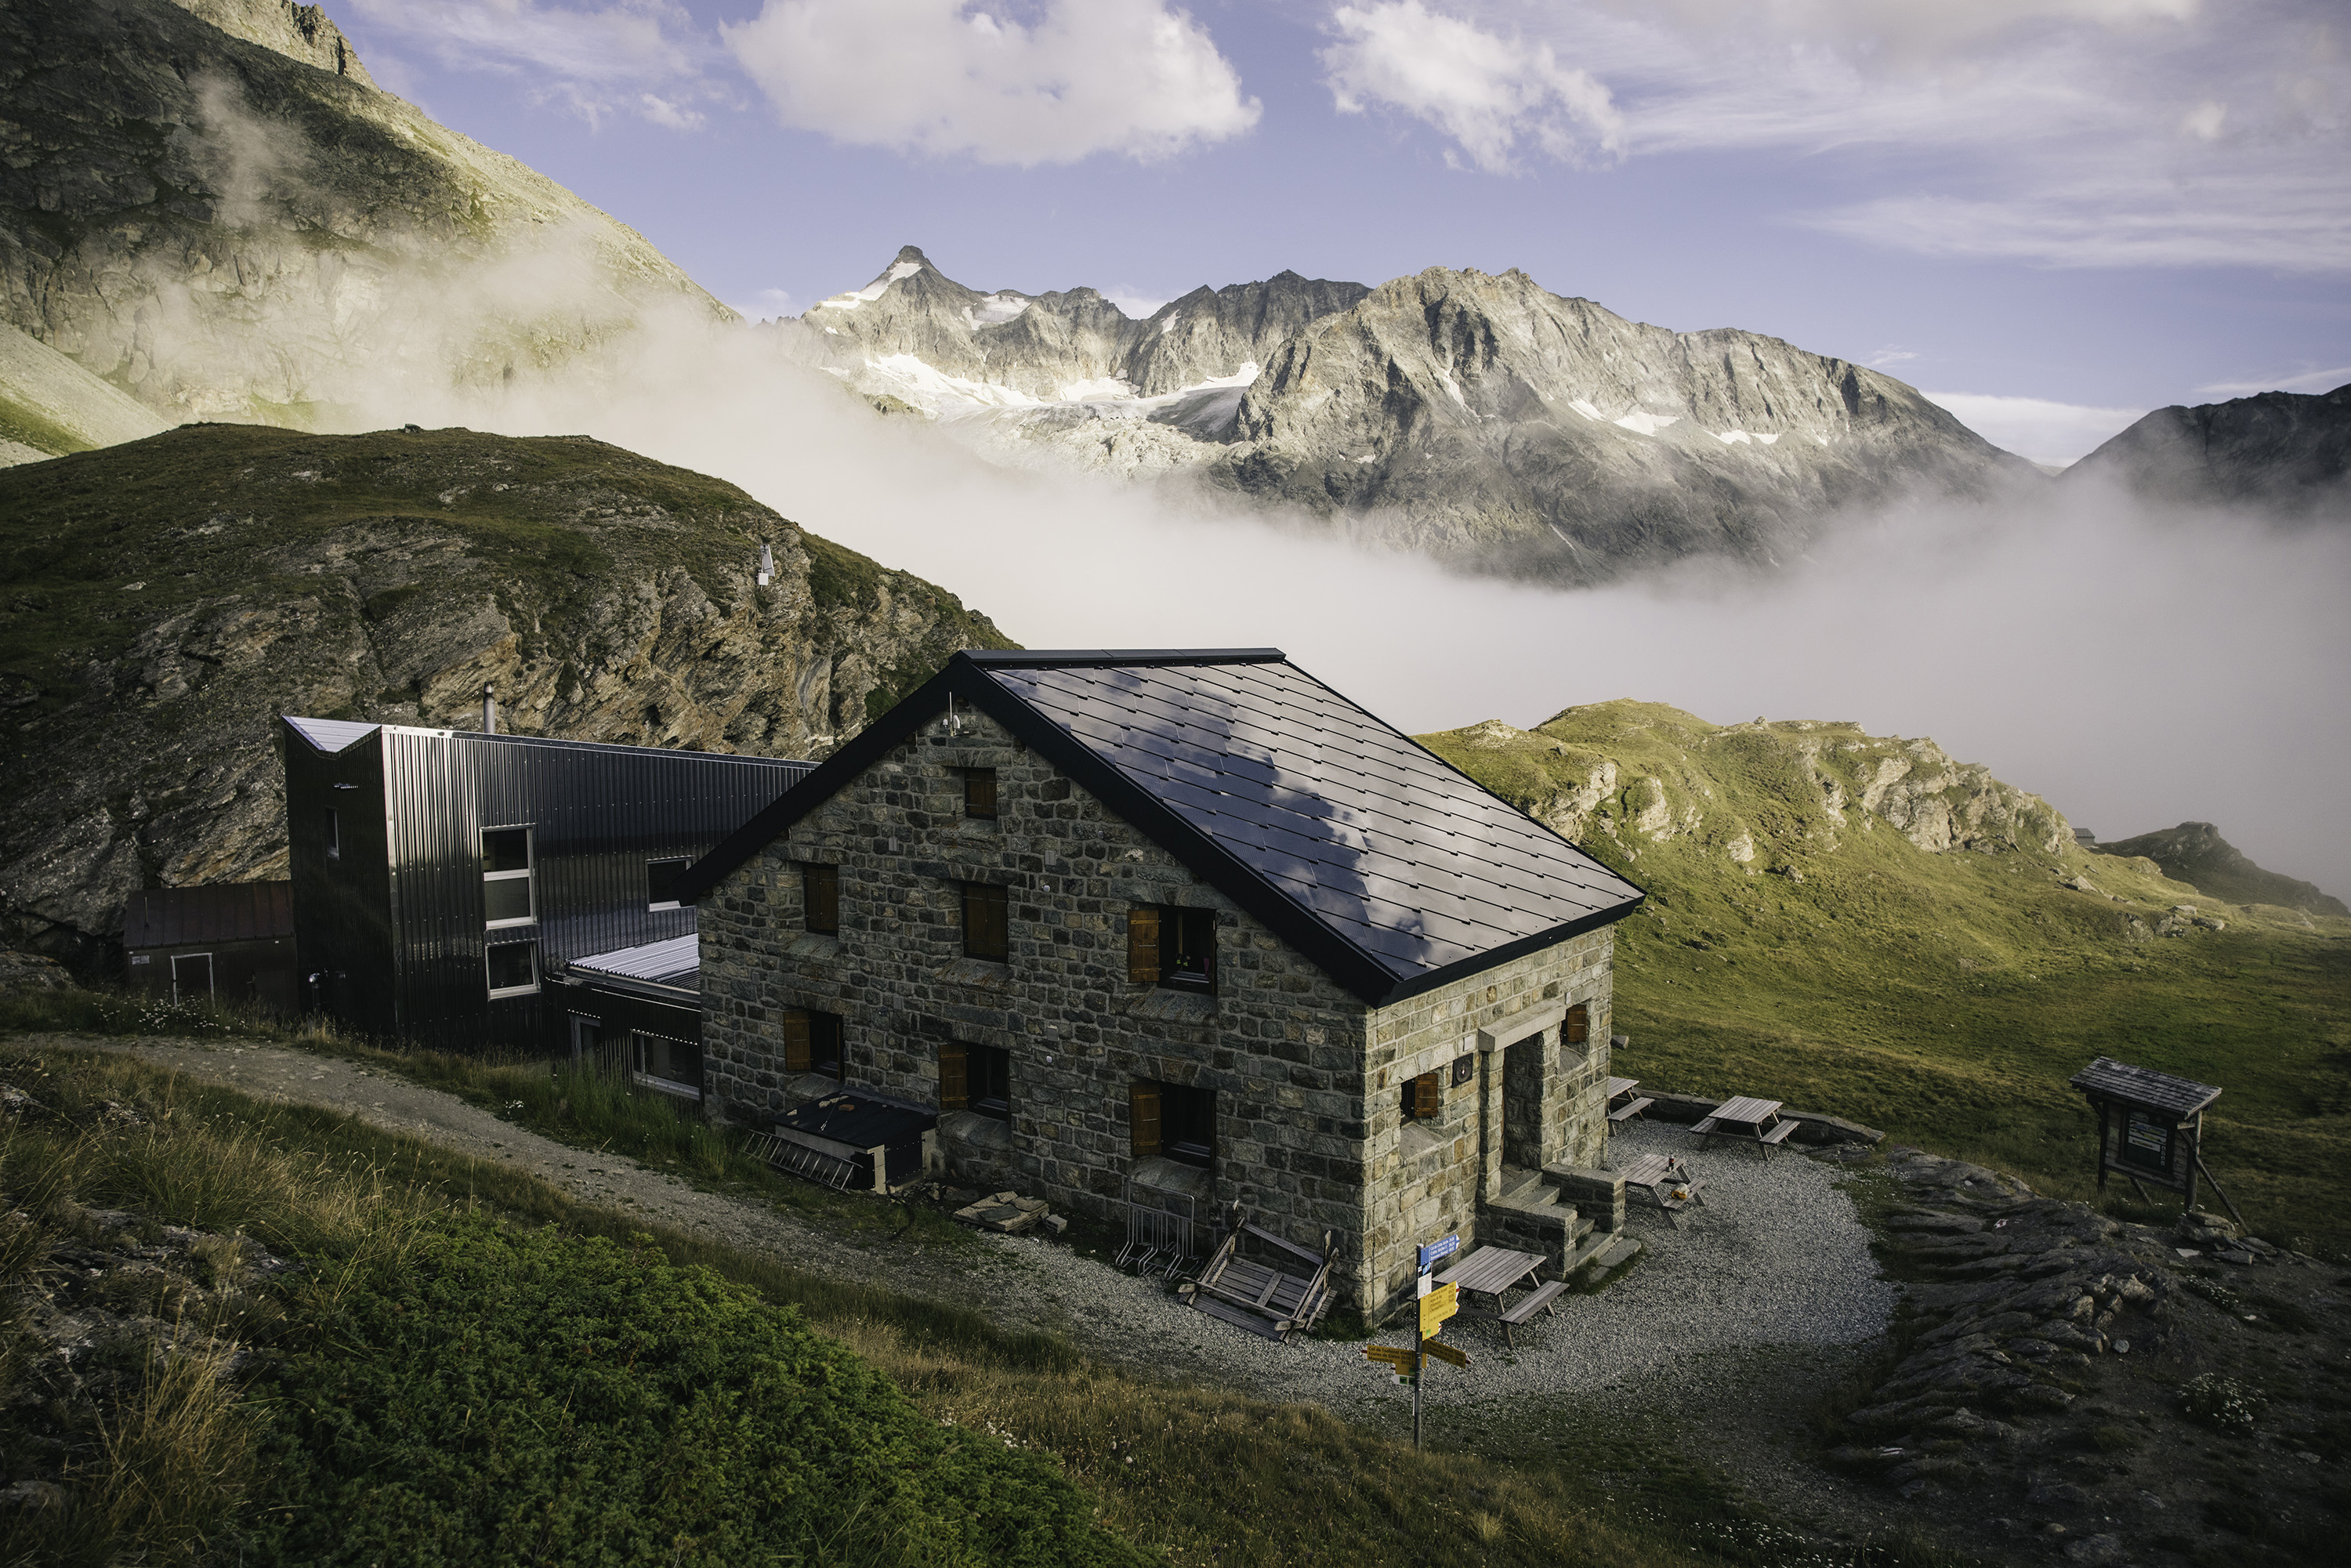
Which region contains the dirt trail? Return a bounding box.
[28,1034,1029,1314]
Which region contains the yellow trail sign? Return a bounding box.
[1422,1339,1469,1369]
[1418,1282,1458,1337]
[1363,1344,1415,1368]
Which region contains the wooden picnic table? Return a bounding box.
[1434,1244,1567,1349]
[1691,1095,1798,1157]
[1607,1075,1652,1124]
[1617,1150,1705,1226]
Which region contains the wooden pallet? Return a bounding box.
[1177,1206,1336,1342]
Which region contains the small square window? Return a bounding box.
[802,864,839,933]
[963,770,998,820]
[1128,904,1215,992]
[962,881,1008,961]
[1131,1079,1215,1168]
[486,940,538,997]
[940,1041,1009,1120]
[1401,1070,1444,1122]
[647,856,690,910]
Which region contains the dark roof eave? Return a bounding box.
[1366,898,1646,1009]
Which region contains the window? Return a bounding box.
[963,769,998,820]
[782,1008,844,1080]
[324,807,340,861]
[1131,1080,1215,1168]
[485,940,538,997]
[802,864,839,934]
[569,1015,600,1062]
[482,827,534,927]
[1401,1070,1444,1122]
[1565,1002,1590,1047]
[647,857,689,911]
[632,1030,701,1099]
[962,881,1008,961]
[1127,904,1215,993]
[940,1041,1010,1119]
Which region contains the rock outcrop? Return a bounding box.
[1422,701,2074,869]
[0,0,728,429]
[2095,821,2347,916]
[1831,1148,2346,1566]
[2066,382,2351,515]
[0,425,1016,965]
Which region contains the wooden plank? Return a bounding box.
[1759,1120,1799,1145]
[1607,1076,1639,1099]
[1500,1280,1570,1324]
[1609,1096,1654,1123]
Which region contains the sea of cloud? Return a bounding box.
[320,297,2349,904]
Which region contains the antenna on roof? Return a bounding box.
[483,682,498,735]
[755,542,774,587]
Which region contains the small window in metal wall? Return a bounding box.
[632,1031,701,1099]
[483,827,534,928]
[486,940,538,998]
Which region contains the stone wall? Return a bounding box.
[1359,929,1614,1312]
[697,704,1387,1305]
[696,699,1621,1319]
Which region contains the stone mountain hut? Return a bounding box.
[676,649,1647,1317]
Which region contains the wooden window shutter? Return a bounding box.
[1412,1072,1442,1120]
[939,1042,969,1110]
[782,1009,810,1074]
[1130,1081,1161,1157]
[1565,1003,1589,1045]
[1127,906,1161,983]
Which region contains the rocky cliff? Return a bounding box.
[0,425,1015,963]
[2095,821,2346,916]
[0,0,727,429]
[792,249,2037,584]
[2065,382,2351,515]
[1422,699,2074,871]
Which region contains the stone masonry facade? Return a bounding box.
[697,704,1616,1320]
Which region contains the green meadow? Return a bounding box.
[1422,700,2351,1257]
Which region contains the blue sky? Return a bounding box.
[338,1,2349,462]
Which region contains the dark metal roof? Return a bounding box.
[679,650,1646,1006]
[776,1090,936,1149]
[283,715,811,770]
[566,934,700,989]
[2069,1056,2222,1117]
[124,882,294,949]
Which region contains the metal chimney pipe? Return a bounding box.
[483,682,497,735]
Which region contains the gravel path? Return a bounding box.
[45,1034,1897,1409]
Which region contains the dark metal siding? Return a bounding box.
[284,726,399,1030]
[352,729,806,1052]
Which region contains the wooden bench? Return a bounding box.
[1759,1120,1799,1150]
[1497,1279,1569,1349]
[1609,1095,1654,1124]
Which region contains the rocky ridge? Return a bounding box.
[2096,821,2348,918]
[0,424,1015,964]
[1830,1146,2348,1565]
[0,0,727,429]
[1427,700,2074,871]
[788,248,2038,585]
[2067,382,2351,515]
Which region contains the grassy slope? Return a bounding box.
[0,1043,1767,1568]
[1421,701,2351,1256]
[0,424,1012,707]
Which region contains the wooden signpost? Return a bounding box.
[1360,1233,1473,1449]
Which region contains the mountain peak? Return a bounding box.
[892,244,931,265]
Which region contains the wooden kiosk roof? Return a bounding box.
[2068,1057,2222,1117]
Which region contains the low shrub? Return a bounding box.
[242,1212,1143,1568]
[2179,1374,2264,1436]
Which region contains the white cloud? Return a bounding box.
[720,1,1260,166]
[2198,364,2351,396]
[1104,290,1172,318]
[729,287,796,322]
[346,0,715,127]
[1864,346,1918,368]
[1320,2,1623,172]
[1434,0,2351,273]
[1923,391,2150,466]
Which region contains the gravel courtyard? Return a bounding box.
[47,1035,1897,1410]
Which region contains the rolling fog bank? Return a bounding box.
[321,307,2351,905]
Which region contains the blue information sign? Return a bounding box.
[1417,1234,1460,1272]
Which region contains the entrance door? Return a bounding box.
[1502,1029,1547,1171]
[171,952,214,1004]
